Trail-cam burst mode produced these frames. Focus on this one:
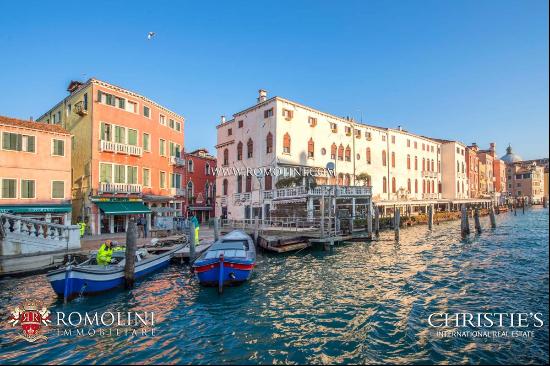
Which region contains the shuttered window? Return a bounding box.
[1,179,16,198]
[52,181,64,199]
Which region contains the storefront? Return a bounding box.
[188,206,213,223]
[92,198,151,234]
[0,204,72,224]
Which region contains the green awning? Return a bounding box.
[0,204,72,214]
[96,201,151,215]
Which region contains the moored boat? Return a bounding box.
[47,244,184,299]
[192,230,256,291]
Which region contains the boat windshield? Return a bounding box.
[204,249,247,259]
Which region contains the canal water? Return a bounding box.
[0,208,548,364]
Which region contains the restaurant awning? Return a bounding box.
[0,204,72,214]
[96,201,151,215]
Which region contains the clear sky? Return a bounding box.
[0,0,548,160]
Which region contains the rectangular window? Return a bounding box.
[143,168,150,187]
[238,120,244,128]
[127,166,138,184]
[99,163,113,183]
[345,126,352,136]
[175,121,181,131]
[114,165,126,183]
[83,93,88,110]
[228,128,232,136]
[143,133,150,151]
[52,139,65,156]
[127,101,137,113]
[264,108,274,118]
[128,129,138,146]
[160,171,166,189]
[391,136,395,144]
[169,119,175,129]
[159,139,166,156]
[100,122,112,141]
[143,106,150,118]
[159,115,166,125]
[282,109,293,120]
[1,179,17,198]
[309,117,317,127]
[330,123,338,133]
[114,126,126,144]
[2,132,20,151]
[52,181,64,199]
[21,180,35,199]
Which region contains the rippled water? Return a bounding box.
[0,208,548,364]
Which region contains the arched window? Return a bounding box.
[283,133,291,154]
[188,159,194,172]
[223,149,229,166]
[246,175,252,192]
[237,141,243,160]
[338,144,344,161]
[205,163,210,175]
[265,174,272,190]
[431,180,434,193]
[415,156,418,170]
[392,177,396,193]
[338,173,343,185]
[266,132,273,153]
[462,162,465,173]
[423,179,426,193]
[431,159,435,172]
[382,150,387,166]
[237,175,242,193]
[247,138,253,158]
[204,182,209,199]
[457,181,460,194]
[366,147,371,164]
[407,178,411,193]
[422,158,426,171]
[415,179,418,193]
[222,179,228,195]
[407,155,411,169]
[383,177,387,193]
[331,143,337,159]
[457,161,460,173]
[187,181,194,199]
[345,145,351,162]
[391,152,395,168]
[308,138,314,158]
[344,174,351,186]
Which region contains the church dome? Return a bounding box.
[500,144,522,163]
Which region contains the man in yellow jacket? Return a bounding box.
[96,240,114,266]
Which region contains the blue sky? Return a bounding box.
[0,0,548,159]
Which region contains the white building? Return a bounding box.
[216,90,445,220]
[436,140,469,199]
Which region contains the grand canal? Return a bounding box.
[0,208,548,364]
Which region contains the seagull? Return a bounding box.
[147,32,156,40]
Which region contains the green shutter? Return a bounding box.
[27,136,35,152]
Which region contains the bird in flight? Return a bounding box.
[147,32,156,40]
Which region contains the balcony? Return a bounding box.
[263,190,273,200]
[422,170,438,179]
[422,193,438,200]
[74,101,88,116]
[170,156,186,166]
[99,140,142,156]
[220,196,228,206]
[233,192,251,203]
[170,187,185,197]
[274,185,372,200]
[99,182,142,194]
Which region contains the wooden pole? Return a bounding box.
[461,205,470,238]
[213,217,219,241]
[474,207,482,234]
[188,221,196,262]
[374,206,380,239]
[522,198,525,214]
[124,220,138,288]
[394,207,400,242]
[367,203,373,240]
[489,205,497,228]
[320,193,325,238]
[428,204,433,230]
[253,215,259,244]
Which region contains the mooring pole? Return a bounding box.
[522,198,525,214]
[253,215,259,244]
[474,207,482,234]
[394,207,400,242]
[320,192,325,238]
[124,219,138,288]
[218,253,225,294]
[367,202,373,240]
[374,206,380,239]
[213,217,219,242]
[461,205,470,238]
[428,204,433,231]
[63,255,72,304]
[489,205,497,228]
[189,221,196,262]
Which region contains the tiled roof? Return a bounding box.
[0,115,70,135]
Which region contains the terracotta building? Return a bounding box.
[465,144,480,198]
[0,116,72,223]
[183,148,216,223]
[37,79,185,235]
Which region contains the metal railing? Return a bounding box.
[170,187,186,196]
[274,185,372,199]
[170,156,186,166]
[422,170,438,178]
[233,192,251,202]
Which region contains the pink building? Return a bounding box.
[0,116,72,223]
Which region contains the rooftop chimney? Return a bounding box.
[220,115,226,124]
[490,142,495,151]
[397,125,403,131]
[257,89,267,103]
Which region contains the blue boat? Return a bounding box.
[192,230,256,292]
[47,244,183,299]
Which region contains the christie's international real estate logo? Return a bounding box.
[8,300,51,343]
